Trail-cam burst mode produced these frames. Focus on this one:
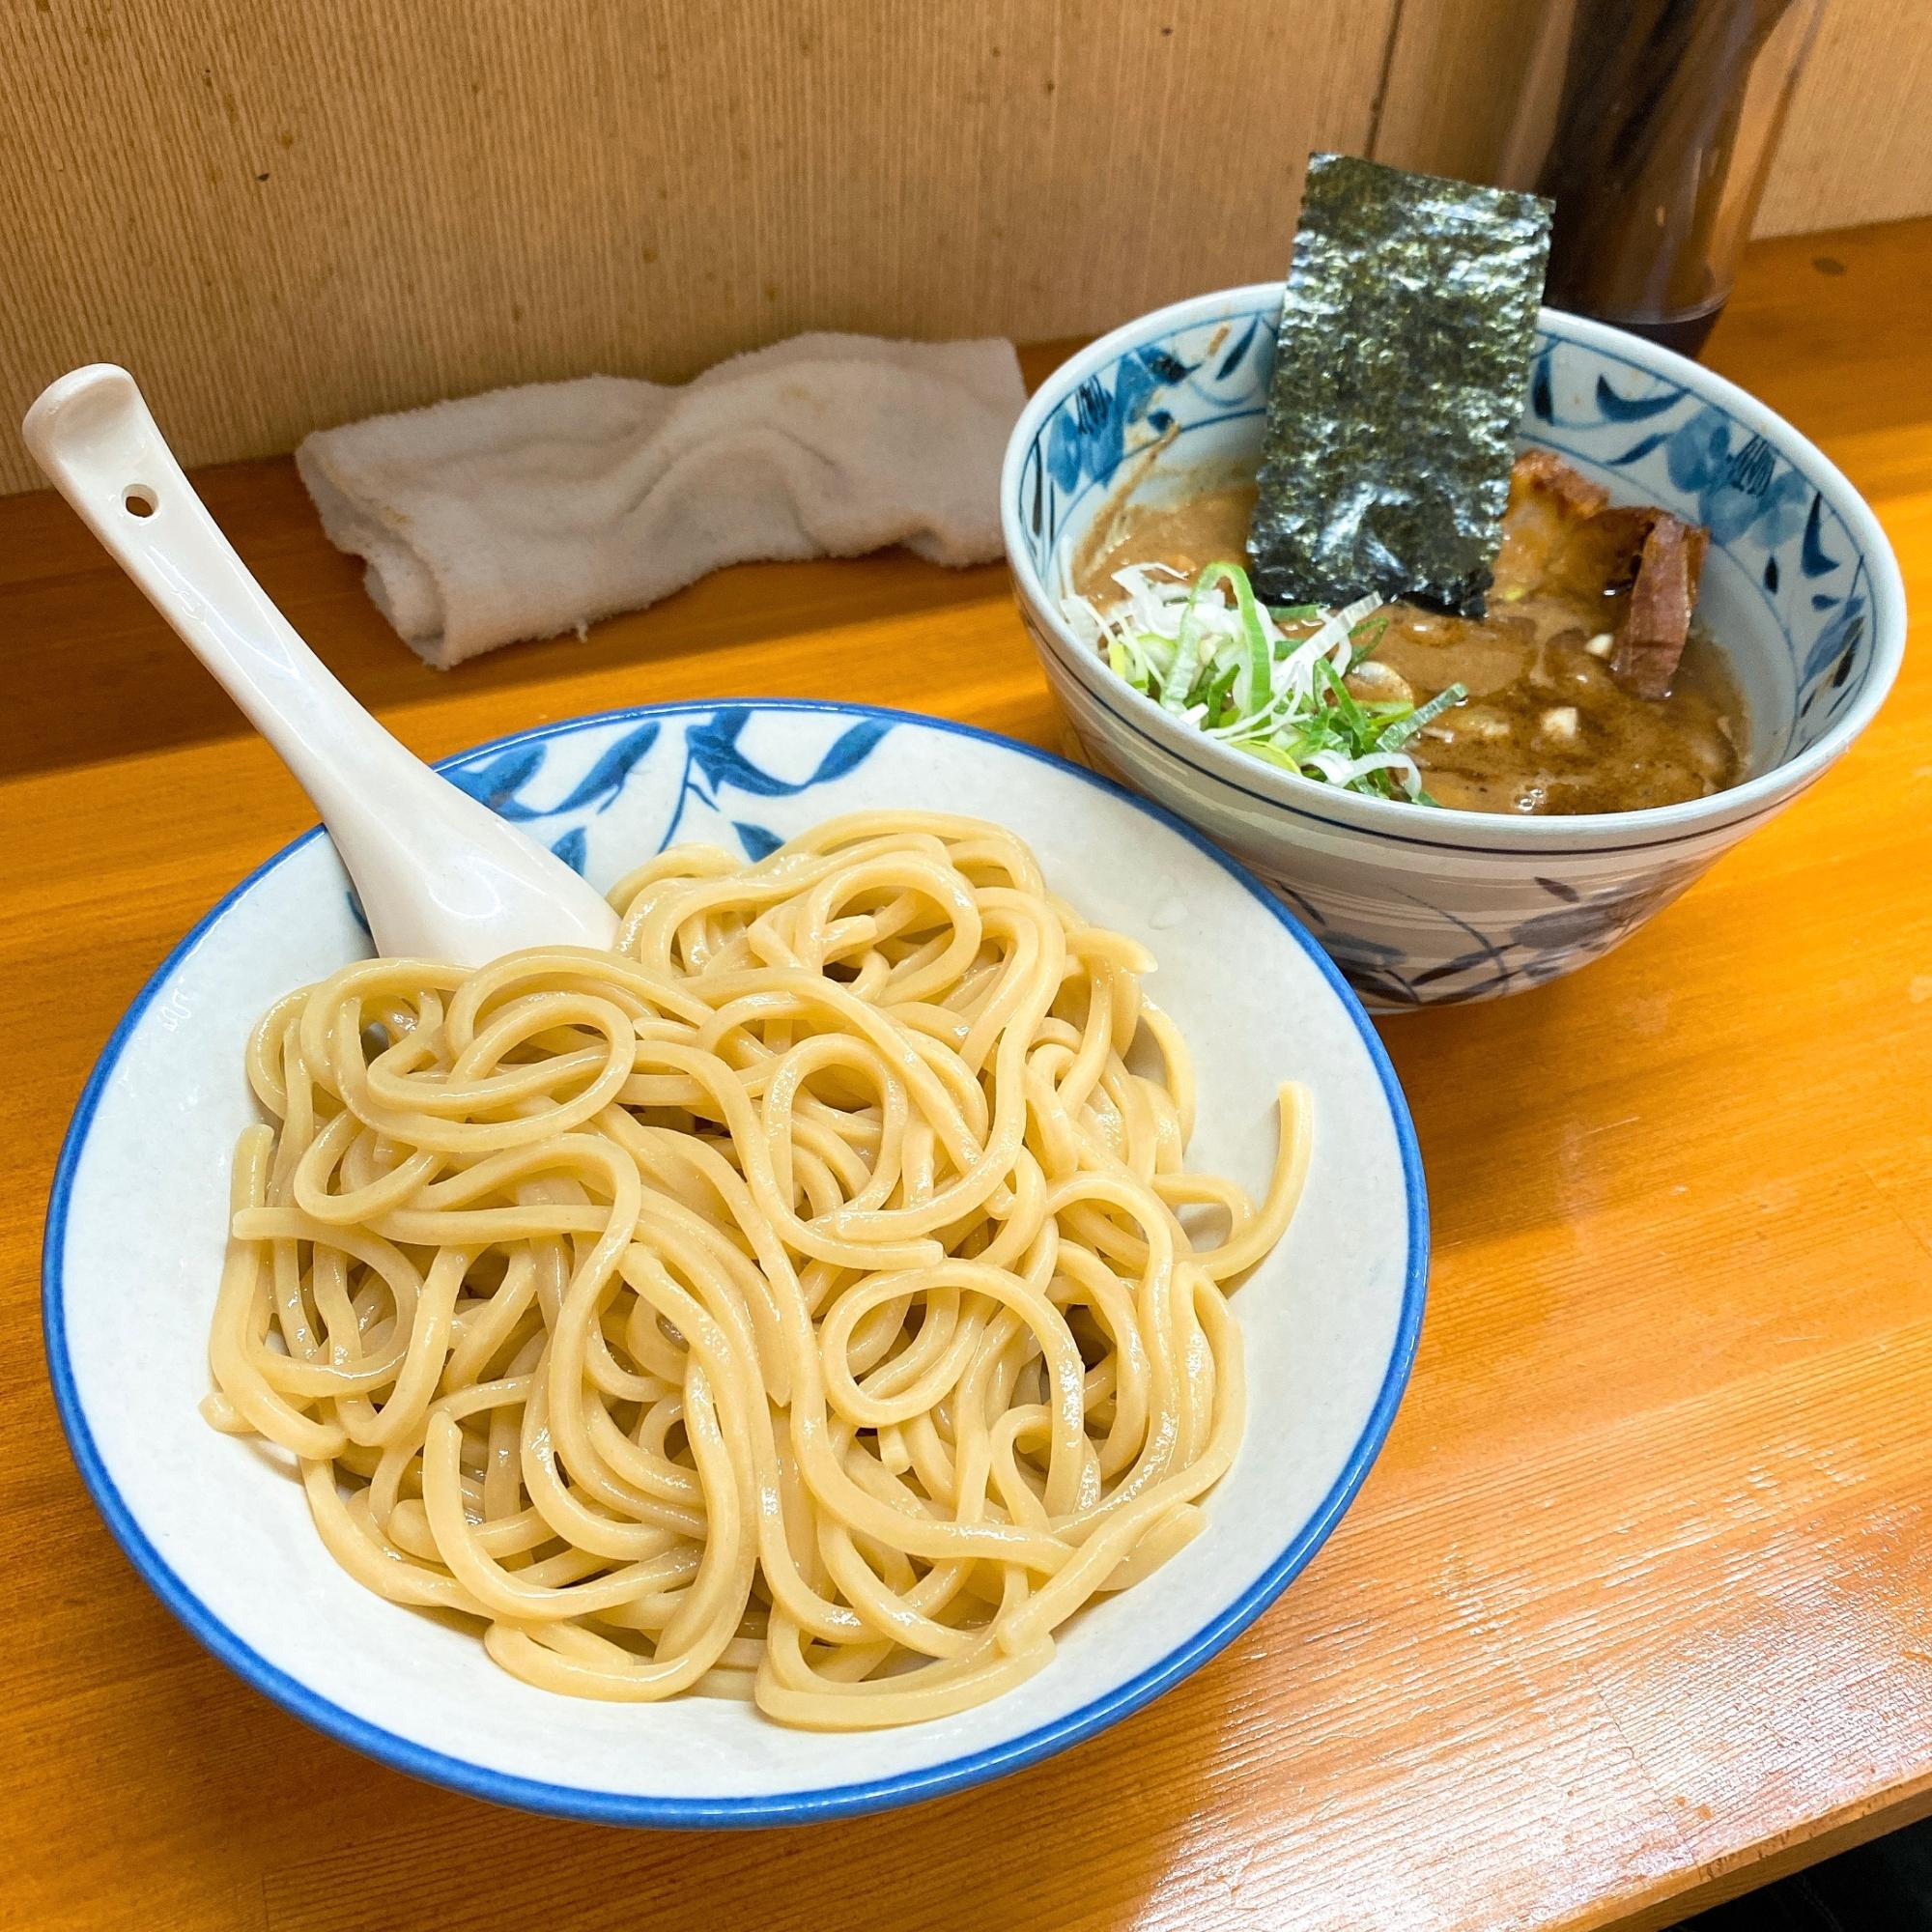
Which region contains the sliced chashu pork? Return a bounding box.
[1493,448,1709,698]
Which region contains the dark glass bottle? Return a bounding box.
[1502,0,1825,355]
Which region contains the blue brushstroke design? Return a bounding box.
[549,826,588,874]
[1112,355,1161,435]
[1046,409,1084,495]
[733,821,784,862]
[1136,346,1194,386]
[549,721,662,815]
[1608,431,1669,467]
[1801,491,1840,578]
[689,708,890,798]
[1529,355,1554,424]
[1593,376,1680,422]
[1801,593,1865,687]
[1215,317,1259,382]
[447,743,547,818]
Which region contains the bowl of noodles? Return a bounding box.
[44,698,1425,1824]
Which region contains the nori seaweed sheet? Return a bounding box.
[1247,154,1552,617]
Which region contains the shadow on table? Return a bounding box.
[1371,910,1719,1257]
[143,1617,1236,1932]
[0,454,1011,785]
[1673,1818,1932,1929]
[2,333,1093,789]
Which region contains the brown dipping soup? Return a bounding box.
[1077,476,1747,815]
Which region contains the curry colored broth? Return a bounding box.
[1077,482,1747,816]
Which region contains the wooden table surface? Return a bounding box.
[2,218,1928,1932]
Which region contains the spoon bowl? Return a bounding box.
[21,364,620,966]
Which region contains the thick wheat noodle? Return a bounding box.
[203,812,1310,1729]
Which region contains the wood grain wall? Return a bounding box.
[0,0,1922,496]
[1753,0,1931,235]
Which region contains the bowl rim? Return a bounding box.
[42,696,1431,1830]
[1000,284,1909,853]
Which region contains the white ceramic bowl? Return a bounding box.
[45,699,1425,1826]
[1002,289,1908,1008]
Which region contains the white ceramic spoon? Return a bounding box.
[21,364,620,966]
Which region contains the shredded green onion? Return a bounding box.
[1064,559,1465,805]
[1346,614,1391,667]
[1379,680,1469,752]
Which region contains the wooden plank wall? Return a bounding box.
[0,0,1922,495]
[1753,0,1930,234]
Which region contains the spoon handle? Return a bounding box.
[23,365,619,965]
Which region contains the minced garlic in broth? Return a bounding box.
[1076,480,1747,815]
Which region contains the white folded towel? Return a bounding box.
[295,334,1027,668]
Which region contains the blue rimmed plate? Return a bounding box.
[44,700,1426,1826]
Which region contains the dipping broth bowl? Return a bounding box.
[1001,288,1907,1008]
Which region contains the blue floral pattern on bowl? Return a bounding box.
[1023,321,1273,559]
[445,705,891,873]
[342,706,896,940]
[1003,287,1905,1008]
[1263,862,1710,1007]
